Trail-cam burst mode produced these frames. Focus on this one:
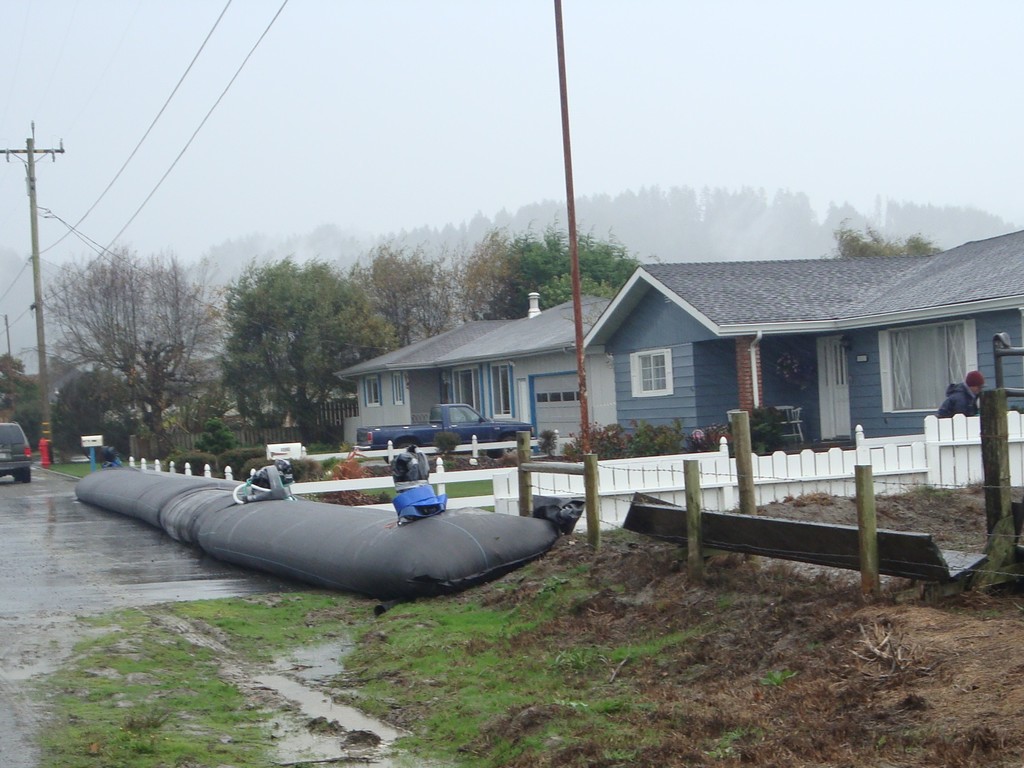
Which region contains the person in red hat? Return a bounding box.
[937,370,985,417]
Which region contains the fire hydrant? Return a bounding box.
[39,438,51,468]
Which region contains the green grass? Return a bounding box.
[37,546,707,768]
[39,593,364,767]
[47,462,92,478]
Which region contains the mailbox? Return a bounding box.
[266,442,303,460]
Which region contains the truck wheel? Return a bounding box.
[487,434,517,459]
[394,439,419,451]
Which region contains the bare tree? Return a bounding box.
[47,248,222,452]
[350,242,459,346]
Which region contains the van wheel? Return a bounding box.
[17,468,31,483]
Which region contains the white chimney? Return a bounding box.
[527,291,541,318]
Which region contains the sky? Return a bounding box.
[2,0,1023,365]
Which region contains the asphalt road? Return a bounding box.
[0,467,295,768]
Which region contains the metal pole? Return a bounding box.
[553,0,590,454]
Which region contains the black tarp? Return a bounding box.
[76,468,574,600]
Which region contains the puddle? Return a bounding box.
[255,642,414,767]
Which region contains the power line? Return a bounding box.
[41,0,235,255]
[103,0,289,253]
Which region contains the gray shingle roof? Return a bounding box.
[643,229,1024,325]
[337,296,610,376]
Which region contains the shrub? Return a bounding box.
[434,431,461,456]
[538,429,559,456]
[750,407,787,455]
[628,419,686,457]
[167,450,219,475]
[218,446,267,475]
[686,423,730,453]
[562,422,630,461]
[239,456,322,483]
[194,417,236,455]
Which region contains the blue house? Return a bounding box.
[584,229,1024,441]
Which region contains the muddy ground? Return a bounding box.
[421,483,1024,767]
[14,475,1024,766]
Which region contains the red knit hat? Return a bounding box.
[965,370,985,388]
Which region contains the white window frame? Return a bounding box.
[453,367,480,410]
[879,319,976,412]
[629,348,674,398]
[364,375,382,408]
[491,363,513,417]
[391,372,405,405]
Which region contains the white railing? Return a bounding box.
[306,435,536,464]
[126,413,1023,534]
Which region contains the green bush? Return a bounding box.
[628,419,686,457]
[434,431,461,456]
[750,407,787,455]
[538,429,559,456]
[218,446,267,475]
[194,417,236,455]
[167,451,219,475]
[562,422,630,461]
[239,456,322,483]
[685,423,731,453]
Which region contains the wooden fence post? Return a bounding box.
[684,459,704,581]
[854,464,880,596]
[729,409,756,516]
[517,431,532,517]
[973,388,1020,588]
[584,453,600,550]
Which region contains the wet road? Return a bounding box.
[0,468,296,768]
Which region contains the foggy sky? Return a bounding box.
[2,0,1023,367]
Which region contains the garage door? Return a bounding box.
[534,374,581,437]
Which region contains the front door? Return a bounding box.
[817,336,851,439]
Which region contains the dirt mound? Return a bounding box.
[452,486,1024,766]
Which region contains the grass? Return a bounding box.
[46,462,92,478]
[36,537,704,768]
[39,593,362,767]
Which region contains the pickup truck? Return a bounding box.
[355,404,533,455]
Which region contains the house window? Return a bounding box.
[630,348,674,397]
[392,372,405,405]
[491,364,512,417]
[880,320,976,411]
[453,367,479,410]
[364,375,382,407]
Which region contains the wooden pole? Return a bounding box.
[973,389,1018,588]
[684,459,704,581]
[584,453,600,550]
[729,410,756,516]
[517,431,532,517]
[854,464,880,596]
[552,0,590,454]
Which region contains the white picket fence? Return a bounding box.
[490,413,1020,530]
[129,413,1022,533]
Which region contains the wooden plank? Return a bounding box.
[623,495,987,583]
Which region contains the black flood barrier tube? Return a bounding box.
[76,468,581,601]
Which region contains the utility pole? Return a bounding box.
[3,314,9,357]
[553,0,590,454]
[4,123,64,440]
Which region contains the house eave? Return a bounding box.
[716,296,1024,336]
